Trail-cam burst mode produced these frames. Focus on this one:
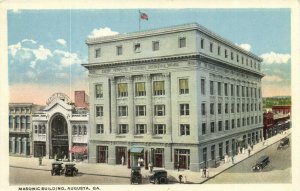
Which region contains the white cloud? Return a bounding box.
[88,27,119,38]
[262,75,284,83]
[12,9,21,14]
[236,43,251,51]
[56,39,67,46]
[8,42,21,57]
[260,52,290,64]
[54,50,82,67]
[21,39,37,44]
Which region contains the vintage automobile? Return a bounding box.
[64,163,79,176]
[51,162,64,176]
[252,155,270,172]
[149,170,168,184]
[277,137,289,150]
[130,166,142,184]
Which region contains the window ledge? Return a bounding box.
[152,135,164,139]
[116,135,126,138]
[134,135,144,138]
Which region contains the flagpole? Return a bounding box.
[138,10,141,31]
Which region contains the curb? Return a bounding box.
[200,133,290,184]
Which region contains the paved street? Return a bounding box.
[10,167,130,185]
[205,135,291,184]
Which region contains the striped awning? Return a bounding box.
[130,147,144,153]
[70,146,87,154]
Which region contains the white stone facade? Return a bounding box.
[83,23,264,171]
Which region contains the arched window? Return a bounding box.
[78,125,82,135]
[21,116,26,129]
[26,116,30,129]
[9,116,13,128]
[73,125,77,135]
[15,116,19,128]
[38,125,42,134]
[83,125,87,135]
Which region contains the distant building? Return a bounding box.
[83,23,264,171]
[263,112,274,139]
[75,90,89,108]
[32,92,89,161]
[272,105,291,115]
[9,103,42,157]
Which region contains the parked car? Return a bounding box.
[252,155,270,171]
[51,162,64,176]
[277,137,289,150]
[130,166,142,184]
[149,170,168,184]
[64,163,78,176]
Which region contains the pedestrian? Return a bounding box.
[251,144,254,151]
[248,148,251,156]
[184,175,187,183]
[177,163,180,171]
[121,156,124,165]
[203,167,207,178]
[178,174,183,183]
[149,162,153,173]
[231,156,234,164]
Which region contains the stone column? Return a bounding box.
[110,77,117,134]
[164,73,172,135]
[17,137,21,154]
[12,116,15,129]
[11,137,16,154]
[127,76,135,135]
[46,122,50,158]
[145,74,153,135]
[23,137,27,156]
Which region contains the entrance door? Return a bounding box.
[51,114,69,159]
[179,155,187,169]
[154,148,163,167]
[116,147,126,165]
[97,146,108,163]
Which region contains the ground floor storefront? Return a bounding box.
[9,134,31,156]
[88,128,263,172]
[264,121,291,140]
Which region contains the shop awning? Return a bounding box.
[130,147,144,153]
[70,146,87,154]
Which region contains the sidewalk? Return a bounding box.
[9,129,291,184]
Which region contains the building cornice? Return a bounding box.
[86,23,262,61]
[82,52,264,77]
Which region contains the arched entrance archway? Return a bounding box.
[50,114,69,159]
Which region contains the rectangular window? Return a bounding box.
[210,81,214,95]
[217,82,221,96]
[210,122,215,133]
[242,103,245,112]
[225,120,229,130]
[251,103,253,111]
[179,37,186,48]
[153,81,165,96]
[95,48,101,58]
[225,49,228,58]
[247,104,249,112]
[225,103,228,114]
[243,118,246,126]
[202,123,206,135]
[119,124,128,134]
[231,119,235,129]
[231,84,234,96]
[154,105,165,116]
[116,45,122,55]
[218,103,222,114]
[210,42,213,52]
[180,104,190,116]
[236,85,240,97]
[237,118,240,127]
[135,82,146,96]
[211,145,215,160]
[218,143,223,159]
[231,52,234,60]
[242,86,245,97]
[246,87,249,97]
[136,105,146,116]
[237,54,239,62]
[218,46,221,55]
[224,83,228,96]
[136,124,146,134]
[134,43,141,53]
[231,103,235,113]
[180,124,190,136]
[96,106,103,117]
[201,103,206,115]
[179,79,189,94]
[218,121,222,131]
[226,141,229,155]
[201,38,204,49]
[203,147,207,162]
[154,124,166,135]
[96,124,104,134]
[210,103,214,115]
[117,83,128,97]
[237,103,240,113]
[247,117,250,125]
[95,84,103,98]
[201,79,205,95]
[152,41,159,51]
[118,106,128,116]
[242,57,244,64]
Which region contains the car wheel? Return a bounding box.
[73,171,77,176]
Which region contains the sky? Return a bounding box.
[8,9,291,105]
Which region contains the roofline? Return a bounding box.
[86,22,262,61]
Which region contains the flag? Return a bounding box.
[140,12,149,20]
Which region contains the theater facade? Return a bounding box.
[32,92,89,161]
